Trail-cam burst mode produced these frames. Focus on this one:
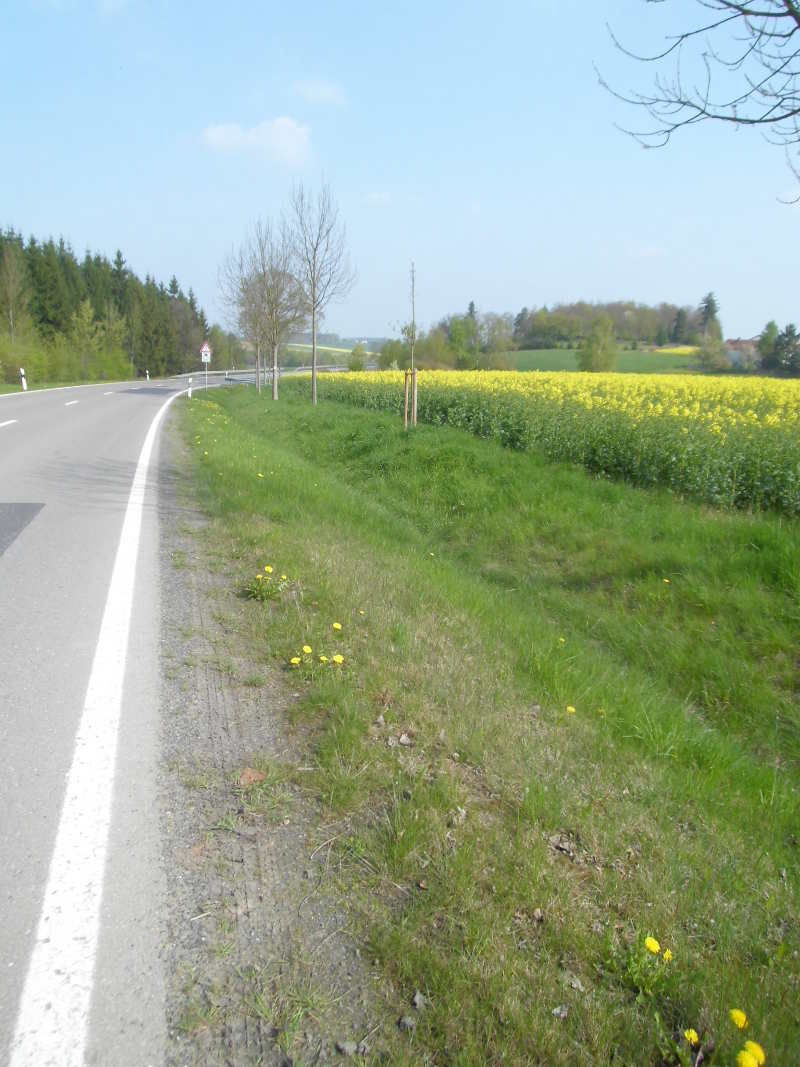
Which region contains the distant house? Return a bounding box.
[725,338,758,369]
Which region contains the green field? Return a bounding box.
[180,385,799,1066]
[509,348,699,373]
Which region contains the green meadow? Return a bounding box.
[180,384,799,1066]
[509,348,698,373]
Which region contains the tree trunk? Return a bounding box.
[272,343,279,400]
[311,309,317,406]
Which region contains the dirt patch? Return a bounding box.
[157,423,392,1066]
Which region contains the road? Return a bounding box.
[0,380,186,1066]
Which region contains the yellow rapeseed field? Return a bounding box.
[318,370,800,514]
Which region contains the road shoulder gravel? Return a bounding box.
[157,419,392,1066]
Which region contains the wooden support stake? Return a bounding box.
[404,370,410,430]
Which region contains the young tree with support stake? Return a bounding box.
[289,182,355,405]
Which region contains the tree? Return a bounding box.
[578,316,618,371]
[606,2,800,187]
[289,182,356,404]
[700,292,720,336]
[220,220,307,399]
[758,319,780,369]
[348,342,367,371]
[0,240,29,343]
[775,323,800,374]
[672,307,689,344]
[698,330,731,371]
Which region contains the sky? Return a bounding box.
[1,0,797,340]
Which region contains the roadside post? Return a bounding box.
[404,370,410,430]
[188,376,192,400]
[19,367,27,392]
[201,341,212,391]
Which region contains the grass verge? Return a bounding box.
[178,386,799,1065]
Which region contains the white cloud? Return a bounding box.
[201,117,311,166]
[292,79,345,106]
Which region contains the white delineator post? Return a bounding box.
[188,376,192,400]
[19,367,27,391]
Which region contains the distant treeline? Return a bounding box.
[379,299,715,371]
[512,300,708,349]
[0,228,244,384]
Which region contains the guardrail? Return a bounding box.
[169,363,377,387]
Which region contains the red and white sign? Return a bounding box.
[200,342,212,364]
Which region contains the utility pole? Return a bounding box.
[410,261,417,426]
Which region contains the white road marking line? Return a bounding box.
[65,400,79,407]
[9,389,185,1067]
[0,419,18,428]
[103,391,113,395]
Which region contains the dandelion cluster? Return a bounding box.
[247,564,289,603]
[319,370,800,514]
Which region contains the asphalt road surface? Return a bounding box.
[0,380,187,1066]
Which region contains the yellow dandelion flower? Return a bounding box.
[737,1051,759,1067]
[280,574,287,581]
[743,1041,765,1065]
[683,1029,699,1047]
[729,1009,748,1030]
[264,565,273,574]
[255,573,263,581]
[332,654,344,665]
[663,948,673,962]
[258,473,264,478]
[332,622,342,631]
[289,656,301,666]
[559,637,566,644]
[319,655,329,664]
[566,705,576,714]
[644,936,660,955]
[663,577,670,584]
[302,645,312,655]
[359,609,366,615]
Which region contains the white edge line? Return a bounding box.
[9,388,186,1067]
[64,400,79,407]
[0,419,18,428]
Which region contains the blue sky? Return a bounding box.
[2,0,797,339]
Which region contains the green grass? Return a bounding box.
[0,378,132,394]
[509,348,699,373]
[180,388,800,1065]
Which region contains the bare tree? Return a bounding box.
[0,241,29,344]
[289,182,356,404]
[220,238,267,393]
[220,220,307,397]
[603,1,800,185]
[259,220,308,400]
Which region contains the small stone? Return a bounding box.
[552,1005,568,1020]
[398,732,414,747]
[336,1039,358,1056]
[398,1014,417,1032]
[412,990,428,1011]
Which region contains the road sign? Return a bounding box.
[201,342,211,364]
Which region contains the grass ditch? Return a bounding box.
[178,386,799,1065]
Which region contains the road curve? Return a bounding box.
[0,380,186,1066]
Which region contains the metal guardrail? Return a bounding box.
[170,363,377,387]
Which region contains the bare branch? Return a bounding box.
[603,0,800,186]
[289,182,356,404]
